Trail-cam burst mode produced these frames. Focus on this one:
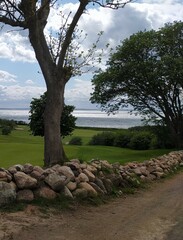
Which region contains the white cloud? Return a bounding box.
[65,78,92,104]
[0,31,36,63]
[0,0,183,108]
[0,84,45,101]
[0,1,182,64]
[132,1,183,30]
[25,79,35,85]
[0,70,17,83]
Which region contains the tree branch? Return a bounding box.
[57,0,89,72]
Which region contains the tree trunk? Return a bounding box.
[167,120,183,148]
[27,20,69,167]
[43,82,67,167]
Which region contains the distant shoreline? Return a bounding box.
[0,108,142,129]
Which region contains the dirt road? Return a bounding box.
[1,172,183,240]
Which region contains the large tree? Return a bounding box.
[0,0,132,166]
[91,21,183,147]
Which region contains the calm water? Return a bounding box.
[0,108,143,129]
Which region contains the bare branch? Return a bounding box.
[92,0,134,9]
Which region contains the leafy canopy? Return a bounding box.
[91,21,183,123]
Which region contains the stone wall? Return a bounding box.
[0,151,183,206]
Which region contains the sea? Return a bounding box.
[0,108,143,129]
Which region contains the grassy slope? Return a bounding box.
[0,126,173,168]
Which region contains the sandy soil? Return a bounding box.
[1,172,183,240]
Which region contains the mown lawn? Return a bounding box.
[0,125,174,168]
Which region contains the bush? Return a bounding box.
[2,126,12,135]
[128,131,153,150]
[69,136,82,145]
[129,125,175,149]
[89,131,115,146]
[148,125,175,148]
[114,132,132,148]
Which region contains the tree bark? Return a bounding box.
[43,82,67,166]
[28,19,69,167]
[167,119,183,149]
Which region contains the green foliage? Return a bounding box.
[91,21,183,147]
[69,136,82,145]
[128,132,154,150]
[129,125,175,149]
[0,118,17,136]
[89,131,115,146]
[114,132,132,148]
[2,126,12,135]
[29,92,76,138]
[87,126,173,150]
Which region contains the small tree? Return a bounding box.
[29,92,76,138]
[91,21,183,147]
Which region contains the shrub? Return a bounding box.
[89,131,115,146]
[148,125,175,149]
[128,131,153,150]
[114,132,132,148]
[2,126,12,135]
[129,125,175,149]
[69,136,82,145]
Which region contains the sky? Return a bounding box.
[0,0,183,109]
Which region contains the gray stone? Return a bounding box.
[155,166,163,172]
[45,173,67,191]
[94,178,107,194]
[140,166,149,176]
[86,165,98,174]
[0,182,16,206]
[33,166,45,174]
[180,162,183,167]
[109,173,123,187]
[30,170,44,180]
[102,178,113,193]
[153,171,164,179]
[14,164,24,171]
[73,188,88,199]
[53,165,75,181]
[16,189,34,202]
[63,186,74,199]
[66,181,77,191]
[14,172,37,189]
[0,171,8,182]
[83,169,95,182]
[78,182,98,197]
[8,166,17,174]
[133,167,142,176]
[34,186,57,200]
[89,182,104,195]
[77,173,89,182]
[23,163,34,174]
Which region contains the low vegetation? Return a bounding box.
[0,119,16,135]
[0,125,175,169]
[88,125,176,150]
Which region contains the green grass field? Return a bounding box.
[0,126,173,168]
